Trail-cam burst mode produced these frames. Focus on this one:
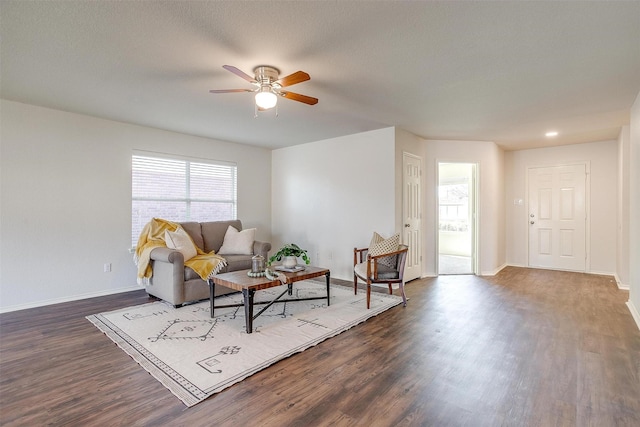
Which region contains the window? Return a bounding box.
[131,153,237,246]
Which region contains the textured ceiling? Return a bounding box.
[1,1,639,150]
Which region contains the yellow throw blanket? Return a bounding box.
[134,218,227,285]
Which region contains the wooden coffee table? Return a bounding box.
[208,266,330,334]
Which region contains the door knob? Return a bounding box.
[404,224,410,228]
[530,221,535,225]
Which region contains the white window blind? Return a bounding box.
[131,154,237,246]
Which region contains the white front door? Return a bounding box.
[528,164,587,271]
[403,153,422,281]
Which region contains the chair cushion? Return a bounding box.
[354,262,400,281]
[164,228,197,261]
[368,232,400,268]
[218,225,256,255]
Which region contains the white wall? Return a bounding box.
[418,139,506,276]
[628,91,640,328]
[271,127,396,281]
[617,126,631,288]
[272,130,507,281]
[0,100,272,312]
[504,140,618,275]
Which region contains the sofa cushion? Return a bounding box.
[218,226,256,255]
[202,220,243,253]
[164,228,197,261]
[222,254,253,272]
[179,222,204,251]
[184,266,201,281]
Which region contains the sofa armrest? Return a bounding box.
[147,247,186,306]
[253,241,271,259]
[150,247,184,264]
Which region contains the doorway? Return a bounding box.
[437,162,477,275]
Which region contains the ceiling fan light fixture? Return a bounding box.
[255,87,277,109]
[211,65,317,110]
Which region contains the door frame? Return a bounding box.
[435,160,479,275]
[525,161,591,272]
[402,152,423,282]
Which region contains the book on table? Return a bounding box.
[274,265,305,272]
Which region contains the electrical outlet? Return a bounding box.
[104,263,112,273]
[328,252,333,261]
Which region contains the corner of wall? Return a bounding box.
[614,273,630,290]
[629,89,640,327]
[480,263,508,276]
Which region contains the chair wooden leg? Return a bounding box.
[366,280,371,309]
[354,275,358,295]
[388,284,393,294]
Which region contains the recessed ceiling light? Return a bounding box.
[545,131,558,137]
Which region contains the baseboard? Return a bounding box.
[587,269,616,277]
[613,273,630,290]
[0,285,142,314]
[627,300,640,332]
[506,263,527,268]
[480,263,508,276]
[585,270,631,291]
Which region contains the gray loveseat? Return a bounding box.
[147,220,271,306]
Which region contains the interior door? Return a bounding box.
[528,164,586,271]
[403,153,422,281]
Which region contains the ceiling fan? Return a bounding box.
[209,65,318,111]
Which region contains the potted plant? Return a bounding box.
[268,243,310,268]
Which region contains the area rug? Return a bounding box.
[87,281,403,406]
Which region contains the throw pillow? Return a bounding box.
[164,227,198,261]
[218,226,256,255]
[368,232,400,268]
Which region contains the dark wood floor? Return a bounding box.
[1,267,639,426]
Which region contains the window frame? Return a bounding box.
[131,150,237,247]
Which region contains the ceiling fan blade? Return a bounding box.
[222,65,256,83]
[280,90,318,105]
[209,89,253,93]
[275,71,310,87]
